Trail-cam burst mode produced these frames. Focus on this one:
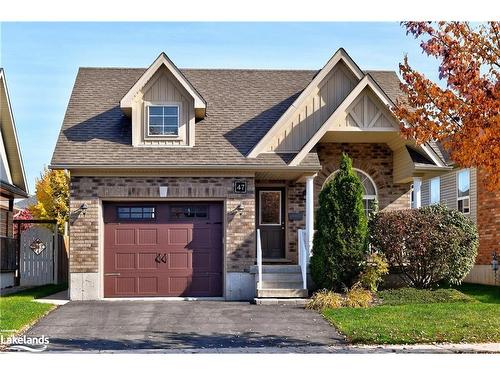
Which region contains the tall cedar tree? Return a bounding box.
[395,22,499,190]
[29,168,70,233]
[310,153,368,291]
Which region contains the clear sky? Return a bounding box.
[0,22,441,193]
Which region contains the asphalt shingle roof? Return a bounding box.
[51,67,406,169]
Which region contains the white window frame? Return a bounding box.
[146,102,180,137]
[258,190,282,226]
[457,169,470,214]
[430,177,440,205]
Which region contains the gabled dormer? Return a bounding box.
[120,53,206,147]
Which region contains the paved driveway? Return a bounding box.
[26,301,345,352]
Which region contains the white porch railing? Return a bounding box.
[256,229,263,289]
[298,229,309,290]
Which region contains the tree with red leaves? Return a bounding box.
[394,22,499,190]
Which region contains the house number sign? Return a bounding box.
[233,180,247,194]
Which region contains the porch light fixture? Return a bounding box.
[69,203,88,224]
[231,204,244,216]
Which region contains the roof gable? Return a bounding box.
[289,74,399,166]
[120,53,206,118]
[0,69,28,195]
[247,48,364,157]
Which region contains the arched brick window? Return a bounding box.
[323,168,378,216]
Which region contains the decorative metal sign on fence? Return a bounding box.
[29,238,46,255]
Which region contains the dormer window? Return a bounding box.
[147,104,179,136]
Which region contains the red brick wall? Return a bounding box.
[476,168,500,265]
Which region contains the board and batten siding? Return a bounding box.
[132,66,195,147]
[421,168,477,223]
[341,89,396,129]
[267,62,358,152]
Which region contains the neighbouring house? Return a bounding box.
[51,49,485,301]
[420,161,499,285]
[0,68,29,289]
[13,195,37,218]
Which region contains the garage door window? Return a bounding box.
[171,205,208,219]
[117,207,156,219]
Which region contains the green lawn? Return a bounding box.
[323,284,500,344]
[0,284,67,335]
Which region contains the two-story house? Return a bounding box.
[52,49,486,301]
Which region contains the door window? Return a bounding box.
[259,191,282,225]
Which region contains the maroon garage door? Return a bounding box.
[103,202,223,297]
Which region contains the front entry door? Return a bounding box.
[256,188,285,259]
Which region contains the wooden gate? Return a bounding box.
[19,223,58,286]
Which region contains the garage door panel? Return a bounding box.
[104,202,223,297]
[192,252,210,270]
[115,277,136,295]
[138,228,158,245]
[115,228,136,245]
[169,276,190,294]
[190,227,211,248]
[115,252,136,269]
[138,277,158,294]
[138,252,159,269]
[168,227,190,246]
[168,252,190,269]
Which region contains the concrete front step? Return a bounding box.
[249,265,301,274]
[261,273,303,283]
[257,288,308,298]
[260,281,304,289]
[254,298,309,306]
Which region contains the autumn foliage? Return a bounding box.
[394,22,499,189]
[30,168,70,233]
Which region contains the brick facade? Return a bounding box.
[476,168,500,265]
[69,144,412,279]
[315,143,412,211]
[70,176,256,274]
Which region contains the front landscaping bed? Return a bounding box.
[323,284,500,344]
[0,284,67,335]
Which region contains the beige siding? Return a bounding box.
[422,168,477,223]
[421,179,430,206]
[341,89,396,129]
[392,146,415,183]
[136,66,194,147]
[440,171,457,210]
[268,62,358,152]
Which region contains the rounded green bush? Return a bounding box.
[369,204,478,288]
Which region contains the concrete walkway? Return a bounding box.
[34,290,69,305]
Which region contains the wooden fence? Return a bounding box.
[1,230,69,286]
[1,237,17,271]
[57,235,69,283]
